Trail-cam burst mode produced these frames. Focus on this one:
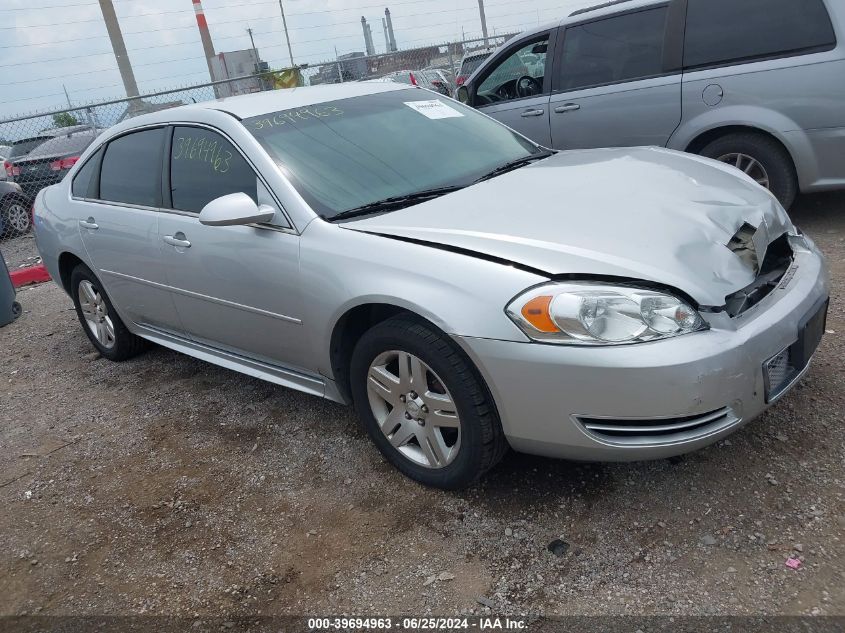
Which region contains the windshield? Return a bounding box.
[9,137,50,159]
[245,88,539,219]
[23,133,95,160]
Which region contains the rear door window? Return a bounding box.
[99,127,165,207]
[684,0,836,69]
[558,7,669,92]
[169,126,258,214]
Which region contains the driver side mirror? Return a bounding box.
[531,43,547,55]
[199,192,276,227]
[456,85,470,104]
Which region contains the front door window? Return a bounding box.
[476,36,550,106]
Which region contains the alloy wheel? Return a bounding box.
[6,202,31,233]
[78,280,116,349]
[366,350,461,469]
[717,152,770,189]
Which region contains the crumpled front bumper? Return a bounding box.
[454,239,829,461]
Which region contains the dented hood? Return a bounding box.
[344,147,794,307]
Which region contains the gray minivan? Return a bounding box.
[457,0,845,208]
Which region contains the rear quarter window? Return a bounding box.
[71,148,102,198]
[684,0,837,69]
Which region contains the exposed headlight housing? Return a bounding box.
[506,282,708,345]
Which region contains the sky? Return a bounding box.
[0,0,592,119]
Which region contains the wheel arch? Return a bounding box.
[57,251,87,294]
[684,124,794,159]
[329,302,422,404]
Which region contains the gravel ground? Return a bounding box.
[2,233,41,272]
[1,193,843,618]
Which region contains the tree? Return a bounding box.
[52,112,79,128]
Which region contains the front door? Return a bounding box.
[157,125,308,371]
[474,32,554,146]
[549,6,682,150]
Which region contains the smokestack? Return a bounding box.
[385,8,397,52]
[361,17,375,56]
[192,0,217,83]
[97,0,139,101]
[382,17,390,53]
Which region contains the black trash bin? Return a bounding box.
[0,250,22,328]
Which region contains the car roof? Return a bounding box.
[562,0,662,22]
[118,81,410,127]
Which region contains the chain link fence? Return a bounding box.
[0,34,515,272]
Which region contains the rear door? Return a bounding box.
[549,4,683,149]
[472,31,556,146]
[75,126,184,334]
[156,125,308,370]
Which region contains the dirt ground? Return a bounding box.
[1,193,843,619]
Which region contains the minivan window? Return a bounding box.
[684,0,836,69]
[99,128,164,207]
[558,7,668,92]
[246,88,540,219]
[477,36,549,104]
[169,126,258,214]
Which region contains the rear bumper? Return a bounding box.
[454,239,829,461]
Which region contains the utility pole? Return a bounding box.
[192,0,217,84]
[278,0,294,67]
[247,27,260,72]
[97,0,140,104]
[477,0,489,46]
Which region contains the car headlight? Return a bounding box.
[506,282,708,345]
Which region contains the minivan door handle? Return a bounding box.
[520,109,545,117]
[554,103,581,113]
[79,218,99,230]
[163,233,191,248]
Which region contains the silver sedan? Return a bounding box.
[34,82,829,489]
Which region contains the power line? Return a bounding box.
[0,12,539,111]
[0,0,525,64]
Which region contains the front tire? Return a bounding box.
[698,132,798,209]
[350,315,507,489]
[70,264,147,361]
[1,196,32,237]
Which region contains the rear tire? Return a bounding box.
[350,314,507,489]
[1,196,32,237]
[699,132,798,209]
[70,264,147,361]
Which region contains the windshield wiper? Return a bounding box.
[473,149,556,184]
[327,185,465,222]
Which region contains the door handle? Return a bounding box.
[163,233,191,248]
[554,103,581,114]
[520,109,545,117]
[79,218,98,230]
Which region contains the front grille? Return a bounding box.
[725,234,793,317]
[576,407,739,446]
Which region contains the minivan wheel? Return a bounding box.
[350,315,507,489]
[699,133,798,209]
[1,197,32,237]
[70,264,147,361]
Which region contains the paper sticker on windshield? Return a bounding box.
[404,100,464,120]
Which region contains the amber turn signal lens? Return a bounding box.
[520,295,560,333]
